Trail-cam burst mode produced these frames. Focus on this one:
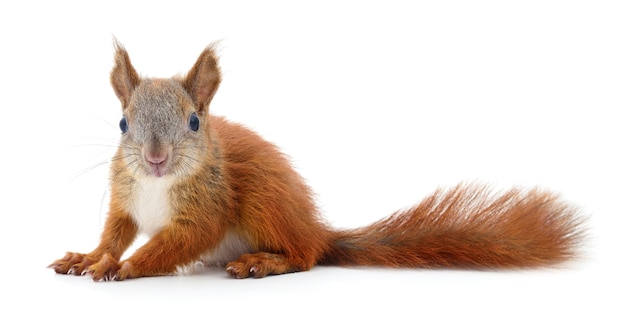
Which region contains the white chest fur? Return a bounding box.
[129,176,175,237]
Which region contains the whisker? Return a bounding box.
[66,160,112,184]
[99,183,111,225]
[110,153,140,163]
[177,153,201,164]
[181,158,196,176]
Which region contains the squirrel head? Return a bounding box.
[110,39,221,178]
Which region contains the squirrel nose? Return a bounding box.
[145,152,168,166]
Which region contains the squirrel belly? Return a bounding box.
[48,40,587,281]
[199,231,253,267]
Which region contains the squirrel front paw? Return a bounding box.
[49,252,98,276]
[84,253,121,281]
[85,255,139,282]
[50,252,136,281]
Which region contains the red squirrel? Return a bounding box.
[49,41,586,281]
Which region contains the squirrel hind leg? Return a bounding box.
[225,252,310,279]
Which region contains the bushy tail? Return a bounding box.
[320,184,586,269]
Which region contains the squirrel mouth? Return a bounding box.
[150,167,168,178]
[146,162,170,178]
[144,151,170,177]
[145,160,170,178]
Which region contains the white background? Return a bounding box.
[1,1,624,327]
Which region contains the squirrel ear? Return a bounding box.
[182,43,222,113]
[110,39,140,109]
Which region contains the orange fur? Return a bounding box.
[49,41,586,281]
[322,184,584,268]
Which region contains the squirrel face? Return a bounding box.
[109,40,221,179]
[119,79,206,178]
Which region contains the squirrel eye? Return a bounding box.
[119,116,128,134]
[189,112,200,132]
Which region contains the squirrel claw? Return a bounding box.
[84,253,122,282]
[226,264,247,279]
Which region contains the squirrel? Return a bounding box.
[49,40,586,281]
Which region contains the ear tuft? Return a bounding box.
[182,43,222,113]
[110,38,140,108]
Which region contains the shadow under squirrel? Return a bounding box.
[49,41,586,281]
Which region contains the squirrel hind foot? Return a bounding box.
[225,252,306,279]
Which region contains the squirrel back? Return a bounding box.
[49,41,586,281]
